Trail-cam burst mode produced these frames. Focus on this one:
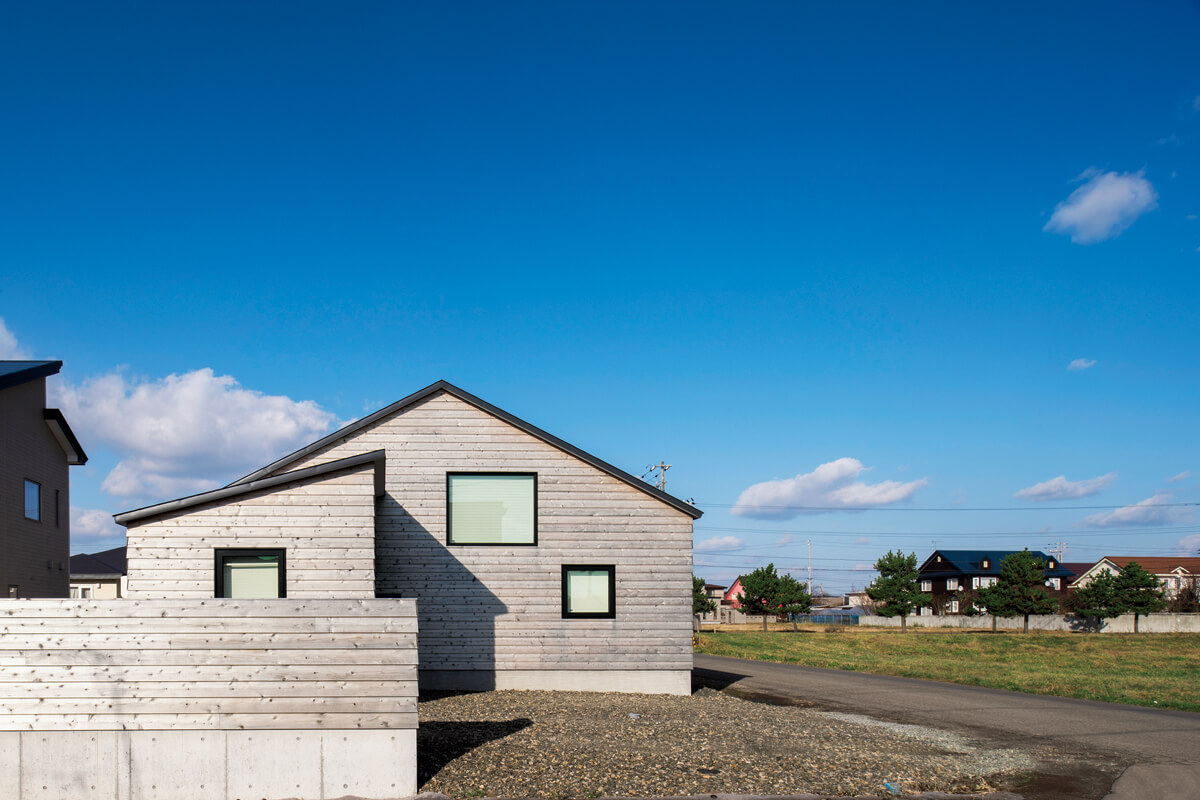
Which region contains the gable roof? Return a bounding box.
[70,546,127,578]
[229,380,702,519]
[115,450,386,526]
[1099,556,1200,574]
[0,360,61,391]
[920,549,1073,578]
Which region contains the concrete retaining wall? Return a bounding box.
[860,613,1200,633]
[0,599,418,800]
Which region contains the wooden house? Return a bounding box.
[114,380,701,695]
[917,549,1074,614]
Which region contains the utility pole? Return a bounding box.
[649,462,671,491]
[1047,541,1068,562]
[807,539,812,590]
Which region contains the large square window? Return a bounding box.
[447,473,536,545]
[215,549,286,598]
[24,480,40,521]
[562,565,616,619]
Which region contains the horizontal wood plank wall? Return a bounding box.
[0,599,418,731]
[125,465,376,599]
[265,392,694,674]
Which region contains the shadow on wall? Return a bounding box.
[417,717,534,786]
[375,493,509,690]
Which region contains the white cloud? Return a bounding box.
[1067,358,1097,371]
[854,536,872,545]
[71,507,125,543]
[1177,534,1200,555]
[1044,170,1158,244]
[1014,472,1116,501]
[1081,494,1195,528]
[732,458,928,520]
[694,535,745,553]
[771,534,794,548]
[0,318,30,359]
[1167,471,1191,484]
[51,368,338,501]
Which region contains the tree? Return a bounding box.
[1112,562,1167,633]
[1167,577,1199,614]
[865,551,930,633]
[1068,571,1121,630]
[976,550,1058,633]
[693,576,717,619]
[777,573,814,630]
[737,564,785,632]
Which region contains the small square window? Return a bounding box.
[447,473,537,545]
[562,565,615,619]
[24,480,40,521]
[920,580,932,592]
[215,549,286,598]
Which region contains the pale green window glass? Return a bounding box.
[223,556,281,598]
[567,569,611,614]
[448,474,535,544]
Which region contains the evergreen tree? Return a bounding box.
[865,551,930,633]
[1113,562,1167,633]
[737,563,784,632]
[777,573,814,630]
[976,550,1057,633]
[1069,570,1121,628]
[693,575,717,617]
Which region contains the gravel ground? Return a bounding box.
[418,688,1037,799]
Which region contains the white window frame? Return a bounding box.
[948,599,959,613]
[920,580,932,592]
[945,578,959,591]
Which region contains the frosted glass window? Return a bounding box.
[562,565,615,619]
[24,480,40,521]
[448,474,536,545]
[216,551,284,598]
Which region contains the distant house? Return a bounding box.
[697,583,725,624]
[918,550,1074,615]
[114,380,701,694]
[1,360,87,599]
[724,577,745,608]
[1070,557,1200,599]
[69,545,127,598]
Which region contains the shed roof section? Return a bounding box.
[919,549,1073,578]
[44,408,88,465]
[0,360,62,391]
[229,380,702,519]
[114,450,385,526]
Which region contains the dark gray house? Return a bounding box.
[0,360,87,598]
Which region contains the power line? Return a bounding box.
[694,524,1200,537]
[696,501,1199,512]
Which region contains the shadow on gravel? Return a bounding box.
[691,667,747,693]
[418,719,534,786]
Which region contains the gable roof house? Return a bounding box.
[918,550,1074,615]
[69,545,128,598]
[1,360,87,598]
[1070,557,1200,599]
[115,380,702,695]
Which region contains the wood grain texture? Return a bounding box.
[0,599,417,732]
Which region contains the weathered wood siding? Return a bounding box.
[263,391,694,675]
[125,464,376,599]
[0,599,418,731]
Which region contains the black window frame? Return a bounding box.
[214,548,287,598]
[561,564,616,619]
[23,479,41,522]
[446,472,538,546]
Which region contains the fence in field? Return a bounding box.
[0,598,418,800]
[859,612,1200,633]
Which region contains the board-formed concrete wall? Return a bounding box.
[861,613,1200,633]
[0,599,417,800]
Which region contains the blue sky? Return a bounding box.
[2,2,1198,591]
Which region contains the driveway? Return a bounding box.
[694,654,1200,800]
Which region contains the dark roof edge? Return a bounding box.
[0,360,62,391]
[230,380,703,519]
[115,450,386,526]
[43,409,88,465]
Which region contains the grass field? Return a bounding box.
[695,624,1200,712]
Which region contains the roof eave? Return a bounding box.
[115,450,386,526]
[43,409,88,465]
[230,380,703,519]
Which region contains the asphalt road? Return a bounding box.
[694,654,1200,800]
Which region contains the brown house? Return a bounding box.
[917,549,1075,615]
[0,360,87,598]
